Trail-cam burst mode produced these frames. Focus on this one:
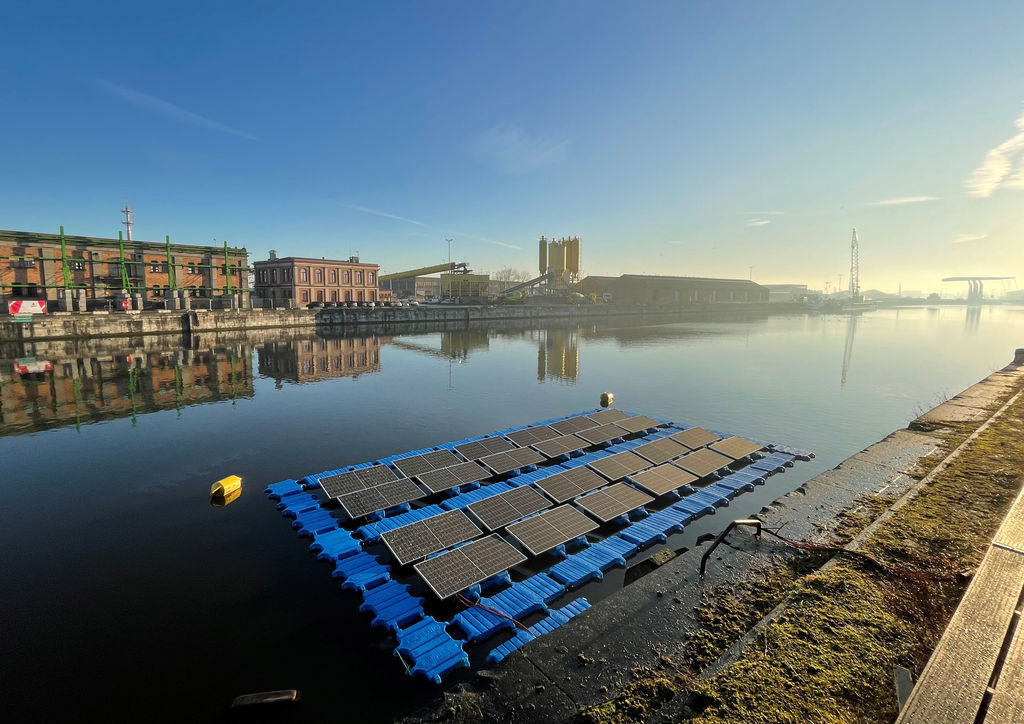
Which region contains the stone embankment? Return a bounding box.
[403,350,1024,724]
[0,302,802,342]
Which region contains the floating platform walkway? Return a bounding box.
[264,408,812,684]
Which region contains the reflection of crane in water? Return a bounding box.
[840,313,859,388]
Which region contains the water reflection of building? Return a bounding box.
[256,335,390,383]
[536,328,579,383]
[0,346,253,435]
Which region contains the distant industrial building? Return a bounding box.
[384,275,440,299]
[579,275,768,305]
[761,284,810,303]
[0,228,248,306]
[254,252,380,305]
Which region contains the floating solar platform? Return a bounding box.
[319,464,399,498]
[674,448,734,478]
[633,437,689,465]
[454,436,516,461]
[414,534,527,599]
[381,509,483,565]
[710,436,765,460]
[416,461,492,494]
[589,450,652,481]
[506,504,598,556]
[669,427,721,450]
[266,407,812,685]
[504,425,560,446]
[549,415,598,435]
[576,482,654,523]
[393,449,462,478]
[631,463,699,497]
[534,466,609,504]
[532,434,588,459]
[338,478,424,518]
[468,485,552,531]
[575,423,628,446]
[480,447,544,475]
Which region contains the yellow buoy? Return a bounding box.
[211,475,243,497]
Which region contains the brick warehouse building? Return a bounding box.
[253,253,381,305]
[0,229,249,305]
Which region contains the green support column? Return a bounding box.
[223,241,232,295]
[165,235,176,291]
[118,231,131,293]
[59,225,72,289]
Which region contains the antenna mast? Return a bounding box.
[849,228,860,302]
[121,204,134,242]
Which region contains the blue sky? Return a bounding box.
[3,1,1023,294]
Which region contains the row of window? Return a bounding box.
[259,267,375,285]
[299,290,377,303]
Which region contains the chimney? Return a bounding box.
[268,250,277,260]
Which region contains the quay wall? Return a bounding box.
[0,302,806,342]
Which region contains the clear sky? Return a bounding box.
[3,1,1023,295]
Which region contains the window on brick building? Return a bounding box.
[344,291,351,301]
[330,291,337,302]
[368,272,375,284]
[301,290,309,302]
[70,261,85,271]
[300,268,308,282]
[343,270,350,283]
[272,269,278,283]
[356,271,363,284]
[329,269,337,283]
[316,290,324,302]
[150,263,161,273]
[187,263,197,274]
[315,269,322,283]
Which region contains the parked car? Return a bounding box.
[306,301,323,309]
[346,301,357,307]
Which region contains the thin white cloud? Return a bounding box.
[965,106,1024,197]
[952,233,988,245]
[472,125,566,175]
[667,240,683,245]
[342,203,424,226]
[342,203,521,250]
[867,196,939,206]
[746,210,784,215]
[746,219,771,227]
[93,78,257,140]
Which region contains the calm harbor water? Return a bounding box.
[2,306,1022,721]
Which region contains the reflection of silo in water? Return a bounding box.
[540,328,579,383]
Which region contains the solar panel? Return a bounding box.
[575,423,628,446]
[633,437,689,465]
[532,434,587,459]
[614,415,662,434]
[504,425,560,447]
[549,415,599,435]
[585,409,631,425]
[381,510,482,565]
[454,437,517,461]
[575,483,654,523]
[318,464,399,498]
[506,504,599,556]
[467,486,552,531]
[534,466,608,503]
[415,461,491,494]
[631,464,698,496]
[710,436,765,460]
[337,478,424,518]
[479,447,545,475]
[392,450,461,478]
[589,451,652,481]
[414,534,526,599]
[674,448,733,478]
[669,427,722,450]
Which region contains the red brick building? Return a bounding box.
[253,253,381,304]
[0,229,248,303]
